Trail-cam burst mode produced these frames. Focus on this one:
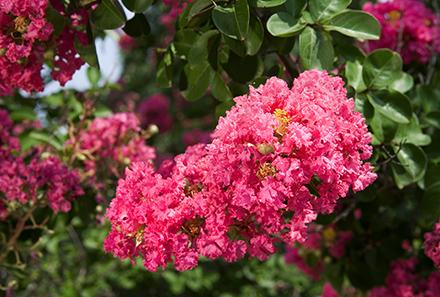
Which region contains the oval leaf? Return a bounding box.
[92,0,126,30]
[299,26,334,70]
[309,0,351,22]
[266,12,306,37]
[368,90,412,124]
[122,0,152,13]
[363,49,403,89]
[323,10,380,40]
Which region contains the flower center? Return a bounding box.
[257,162,277,179]
[274,108,290,139]
[181,217,204,239]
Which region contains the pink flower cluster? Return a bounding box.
[0,0,88,95]
[72,113,155,201]
[369,258,440,297]
[363,0,440,64]
[0,109,83,219]
[321,283,339,297]
[424,221,440,268]
[0,0,53,94]
[104,70,376,271]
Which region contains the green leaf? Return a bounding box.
[345,60,366,92]
[266,12,306,37]
[299,27,334,70]
[309,0,351,22]
[211,72,232,101]
[285,0,306,18]
[395,143,427,182]
[123,13,150,37]
[389,72,413,93]
[212,0,249,41]
[122,0,152,13]
[245,16,264,55]
[186,0,214,25]
[363,49,403,89]
[249,0,286,7]
[223,52,262,83]
[28,131,63,151]
[420,182,440,225]
[368,90,412,124]
[174,30,199,57]
[87,67,101,87]
[323,10,380,40]
[215,101,235,118]
[74,23,99,68]
[188,30,219,64]
[422,111,440,129]
[369,112,398,143]
[9,109,37,121]
[92,0,126,30]
[394,114,431,146]
[183,62,213,101]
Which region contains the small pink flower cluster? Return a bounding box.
[363,0,440,64]
[424,221,440,268]
[369,258,440,297]
[0,109,83,219]
[73,113,155,202]
[0,0,88,95]
[104,70,376,271]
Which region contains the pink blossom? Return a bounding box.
[104,71,376,271]
[424,221,440,268]
[369,258,440,297]
[0,109,83,217]
[322,283,339,297]
[363,0,440,63]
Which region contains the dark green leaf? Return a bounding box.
[368,90,412,124]
[122,0,152,13]
[395,143,427,182]
[212,0,249,40]
[92,0,126,30]
[363,49,403,89]
[223,52,262,83]
[183,62,213,101]
[285,0,306,18]
[323,10,380,40]
[87,67,101,87]
[422,111,440,129]
[211,72,232,101]
[123,13,150,37]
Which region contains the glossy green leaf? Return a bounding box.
[266,12,306,37]
[299,27,334,70]
[363,49,403,89]
[323,10,380,40]
[345,60,366,92]
[309,0,351,22]
[395,143,427,182]
[212,0,249,41]
[368,90,412,124]
[394,114,431,146]
[389,72,414,93]
[369,111,397,143]
[122,0,152,13]
[245,16,264,55]
[223,53,262,83]
[92,0,126,30]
